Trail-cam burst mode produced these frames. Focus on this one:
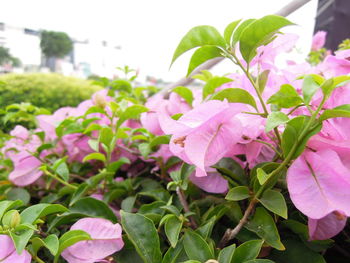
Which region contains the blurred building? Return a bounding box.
[0,22,122,78]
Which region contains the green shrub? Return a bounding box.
[0,73,101,111]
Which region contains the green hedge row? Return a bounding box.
[0,73,101,112]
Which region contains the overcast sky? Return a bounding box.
[2,0,318,81]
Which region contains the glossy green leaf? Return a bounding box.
[171,25,226,66]
[165,215,183,248]
[239,15,293,63]
[267,84,303,108]
[211,88,257,110]
[218,243,236,263]
[0,200,23,221]
[183,230,214,261]
[187,46,223,77]
[265,111,289,132]
[226,186,250,201]
[172,86,194,106]
[70,197,118,222]
[231,19,256,46]
[224,19,242,45]
[203,77,233,100]
[245,207,285,250]
[319,104,350,121]
[259,189,288,219]
[82,152,106,163]
[121,211,162,263]
[231,239,263,263]
[20,204,68,224]
[302,75,320,105]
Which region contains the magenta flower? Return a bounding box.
[62,218,124,263]
[287,149,350,220]
[0,235,31,263]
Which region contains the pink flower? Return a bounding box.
[8,153,42,186]
[190,167,228,193]
[308,212,347,240]
[0,235,31,263]
[62,218,124,263]
[311,31,327,51]
[287,149,350,219]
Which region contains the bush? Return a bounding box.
[0,73,101,111]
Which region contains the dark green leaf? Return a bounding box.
[226,186,250,201]
[183,230,214,261]
[121,211,162,263]
[55,230,91,260]
[149,135,171,150]
[32,234,59,255]
[258,70,270,94]
[121,196,136,213]
[165,215,183,248]
[231,239,263,263]
[259,189,288,219]
[218,243,236,263]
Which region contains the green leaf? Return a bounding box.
[267,84,303,108]
[196,216,216,240]
[226,186,250,201]
[211,88,257,110]
[165,215,183,248]
[85,105,106,116]
[32,234,59,255]
[138,142,151,158]
[55,230,91,261]
[239,15,293,63]
[171,25,226,66]
[265,112,289,132]
[162,241,187,263]
[183,230,214,261]
[20,204,67,224]
[10,229,34,254]
[82,152,106,163]
[111,79,132,93]
[218,243,236,263]
[231,239,263,263]
[259,189,287,219]
[258,70,270,94]
[107,157,131,173]
[70,197,118,222]
[117,105,148,127]
[149,135,171,150]
[55,160,69,181]
[319,104,350,121]
[172,86,194,106]
[203,77,233,100]
[302,75,320,105]
[99,126,114,148]
[231,19,256,46]
[213,158,247,185]
[256,168,270,185]
[6,188,30,206]
[0,200,23,220]
[121,196,136,213]
[245,207,285,250]
[187,46,223,77]
[224,20,242,45]
[121,211,162,263]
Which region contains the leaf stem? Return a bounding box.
[44,170,77,190]
[176,187,197,229]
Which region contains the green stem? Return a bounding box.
[254,139,282,158]
[44,170,77,190]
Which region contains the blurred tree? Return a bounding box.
[0,46,21,68]
[40,30,73,58]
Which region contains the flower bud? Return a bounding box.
[2,210,21,228]
[93,93,107,109]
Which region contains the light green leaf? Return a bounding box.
[256,168,270,185]
[239,15,293,63]
[258,70,270,94]
[82,152,106,163]
[259,189,288,219]
[203,77,233,100]
[117,105,148,127]
[302,75,320,105]
[172,86,194,106]
[225,186,250,201]
[171,25,226,66]
[32,234,59,255]
[10,229,34,254]
[99,127,114,148]
[320,104,350,121]
[165,215,183,248]
[267,84,303,108]
[149,135,171,150]
[20,204,68,224]
[265,111,289,132]
[224,20,242,45]
[231,19,256,46]
[187,46,223,77]
[0,200,23,221]
[121,211,162,263]
[210,88,257,110]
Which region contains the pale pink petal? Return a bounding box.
[190,167,228,193]
[308,212,347,240]
[9,155,42,186]
[0,235,15,260]
[2,249,31,263]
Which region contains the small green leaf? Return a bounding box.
[172,86,194,106]
[196,216,216,240]
[55,160,69,181]
[187,46,223,77]
[10,229,34,254]
[245,207,285,250]
[149,135,171,150]
[320,104,350,121]
[165,215,183,248]
[239,15,293,63]
[259,189,288,219]
[267,84,303,108]
[218,243,236,263]
[171,25,226,66]
[225,186,250,201]
[82,152,106,163]
[121,196,136,213]
[256,168,270,185]
[99,127,114,148]
[6,188,30,206]
[0,200,23,221]
[258,70,270,94]
[183,230,214,261]
[20,204,68,224]
[203,77,233,100]
[266,112,289,132]
[32,234,59,255]
[302,75,320,105]
[210,88,257,110]
[117,105,148,127]
[320,78,335,97]
[224,19,242,45]
[121,211,162,263]
[138,142,151,157]
[55,230,91,260]
[231,239,263,263]
[107,157,131,173]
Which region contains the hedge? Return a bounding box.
[0,73,101,111]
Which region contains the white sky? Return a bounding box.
[1,0,318,81]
